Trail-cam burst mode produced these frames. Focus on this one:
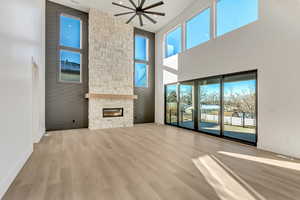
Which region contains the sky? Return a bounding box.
[217,0,258,36]
[200,80,256,95]
[186,8,210,49]
[135,63,147,87]
[135,36,148,61]
[180,85,193,96]
[166,27,182,57]
[61,50,80,64]
[60,15,81,48]
[167,79,256,100]
[224,80,256,97]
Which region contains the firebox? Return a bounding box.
[103,108,124,118]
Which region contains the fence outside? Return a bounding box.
[201,114,256,127]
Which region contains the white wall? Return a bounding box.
[0,0,45,198]
[155,0,300,158]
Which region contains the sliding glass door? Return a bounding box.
[164,70,257,145]
[198,78,221,135]
[179,81,195,129]
[165,84,178,125]
[223,73,257,143]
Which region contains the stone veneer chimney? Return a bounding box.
[88,9,134,129]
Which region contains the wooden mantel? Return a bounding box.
[85,93,138,100]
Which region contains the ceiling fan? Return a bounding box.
[112,0,165,26]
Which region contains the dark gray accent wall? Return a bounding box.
[134,28,155,124]
[46,1,88,131]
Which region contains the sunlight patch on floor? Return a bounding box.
[218,151,300,171]
[193,155,266,200]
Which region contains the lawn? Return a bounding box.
[61,72,80,82]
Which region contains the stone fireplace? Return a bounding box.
[88,9,134,130]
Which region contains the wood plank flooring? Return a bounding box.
[3,124,300,200]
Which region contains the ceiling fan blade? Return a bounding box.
[139,0,146,8]
[142,1,164,11]
[126,13,137,24]
[142,14,157,24]
[139,15,144,26]
[112,2,135,11]
[129,0,137,8]
[144,11,165,16]
[115,11,135,16]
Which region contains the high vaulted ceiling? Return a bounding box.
[49,0,197,32]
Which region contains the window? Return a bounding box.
[135,36,148,61]
[135,63,148,87]
[163,0,258,56]
[217,0,258,37]
[165,70,257,145]
[165,26,182,58]
[59,14,82,83]
[186,8,211,49]
[134,35,149,88]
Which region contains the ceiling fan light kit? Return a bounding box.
[112,0,165,26]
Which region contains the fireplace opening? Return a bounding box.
[103,108,124,118]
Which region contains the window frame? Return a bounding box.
[134,34,150,88]
[185,6,211,50]
[164,25,183,58]
[57,12,83,84]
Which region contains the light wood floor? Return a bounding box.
[4,124,300,200]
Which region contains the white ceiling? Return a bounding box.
[49,0,197,32]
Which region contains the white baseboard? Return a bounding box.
[34,129,45,144]
[0,146,33,199]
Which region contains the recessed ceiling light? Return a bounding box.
[119,1,123,4]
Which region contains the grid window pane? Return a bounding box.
[186,8,211,49]
[135,36,148,61]
[60,50,81,83]
[217,0,258,37]
[165,27,182,58]
[60,15,81,48]
[135,63,148,88]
